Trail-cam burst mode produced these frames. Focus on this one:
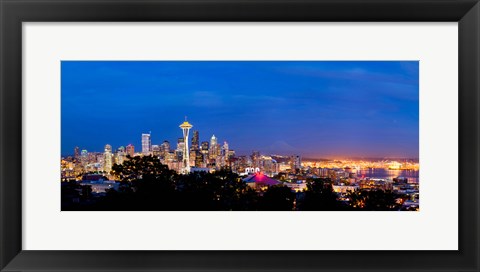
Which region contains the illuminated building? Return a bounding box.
[161,140,170,157]
[251,151,260,168]
[164,152,175,163]
[176,138,185,161]
[126,144,134,157]
[233,155,249,174]
[201,141,209,152]
[243,172,280,191]
[104,144,113,173]
[74,146,80,159]
[388,161,402,170]
[189,150,197,167]
[332,185,359,194]
[116,146,126,165]
[195,151,204,167]
[318,168,329,177]
[209,135,217,159]
[191,130,199,151]
[81,149,88,165]
[283,181,307,192]
[179,118,193,173]
[258,155,278,176]
[221,141,229,156]
[200,141,209,164]
[278,162,290,172]
[141,133,152,155]
[80,175,119,193]
[291,155,301,170]
[220,141,229,166]
[177,138,184,148]
[152,145,161,157]
[216,143,221,156]
[175,150,183,162]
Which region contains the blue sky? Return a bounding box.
[61,61,419,158]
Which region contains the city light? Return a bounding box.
[61,117,420,211]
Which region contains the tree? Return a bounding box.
[346,189,399,211]
[111,155,175,183]
[299,178,344,211]
[61,180,81,210]
[174,169,259,211]
[260,185,295,211]
[80,185,92,199]
[106,155,178,210]
[61,180,94,210]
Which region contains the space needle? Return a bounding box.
[179,117,193,174]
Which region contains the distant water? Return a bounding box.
[355,168,419,183]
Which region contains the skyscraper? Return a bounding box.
[81,149,88,166]
[291,155,302,170]
[210,134,217,146]
[179,118,193,173]
[104,144,113,173]
[176,138,185,162]
[126,144,134,157]
[152,145,161,156]
[142,133,152,155]
[201,141,209,152]
[221,141,230,166]
[209,135,217,159]
[177,137,184,145]
[161,140,170,156]
[74,146,80,159]
[191,130,199,151]
[201,141,209,164]
[251,151,260,168]
[222,141,229,156]
[116,146,126,165]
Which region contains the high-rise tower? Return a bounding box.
[104,144,113,173]
[80,149,88,166]
[116,146,126,165]
[209,135,217,159]
[179,117,193,173]
[74,146,80,159]
[191,130,200,151]
[142,133,152,155]
[126,144,135,157]
[161,140,170,157]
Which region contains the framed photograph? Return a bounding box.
[1,0,479,271]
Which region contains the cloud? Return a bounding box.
[277,65,418,86]
[192,91,223,107]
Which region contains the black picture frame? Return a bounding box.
[1,0,479,271]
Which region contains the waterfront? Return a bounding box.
[356,168,419,183]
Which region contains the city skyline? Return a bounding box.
[61,61,419,158]
[65,125,419,161]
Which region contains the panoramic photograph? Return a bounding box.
[61,61,419,211]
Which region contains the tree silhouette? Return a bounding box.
[298,178,344,211]
[174,168,259,210]
[61,180,81,210]
[260,185,295,211]
[111,155,175,183]
[102,157,261,211]
[346,189,399,211]
[102,155,178,210]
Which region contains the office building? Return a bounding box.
[141,133,152,155]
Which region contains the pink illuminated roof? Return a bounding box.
[242,172,280,186]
